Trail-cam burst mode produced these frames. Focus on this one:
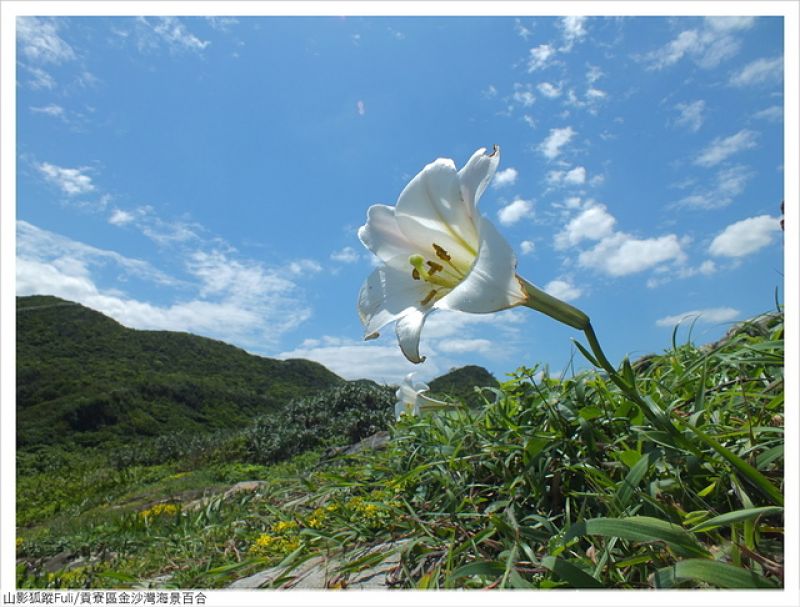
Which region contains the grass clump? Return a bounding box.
[16,311,783,590]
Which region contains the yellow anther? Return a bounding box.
[420,289,438,306]
[426,261,444,275]
[433,244,451,262]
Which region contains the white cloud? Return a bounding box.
[38,162,95,196]
[279,337,434,384]
[679,259,718,278]
[643,19,753,71]
[136,210,201,246]
[135,17,210,53]
[586,65,603,84]
[753,105,782,122]
[539,126,575,159]
[437,339,494,354]
[483,84,498,98]
[512,82,536,107]
[544,279,582,302]
[537,82,562,98]
[188,250,296,303]
[330,246,360,263]
[280,310,525,383]
[578,232,686,277]
[205,16,239,31]
[644,29,701,69]
[498,198,534,226]
[288,259,323,275]
[528,44,555,72]
[554,203,616,250]
[17,220,312,350]
[585,88,607,100]
[656,307,740,327]
[356,100,366,116]
[108,209,135,226]
[520,240,536,254]
[22,65,56,89]
[560,16,587,51]
[729,56,783,87]
[564,166,586,185]
[695,129,758,167]
[704,17,755,32]
[709,215,781,258]
[17,220,178,289]
[492,167,518,189]
[30,104,65,118]
[17,17,75,64]
[515,19,533,40]
[676,165,753,209]
[696,34,740,69]
[548,165,587,187]
[674,100,705,132]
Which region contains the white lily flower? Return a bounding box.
[358,146,589,364]
[395,373,450,420]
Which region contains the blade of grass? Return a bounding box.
[653,559,777,589]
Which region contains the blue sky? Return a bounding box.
[14,14,785,384]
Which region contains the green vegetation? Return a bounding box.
[428,364,500,407]
[16,297,784,590]
[17,295,343,449]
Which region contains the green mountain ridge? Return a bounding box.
[16,295,498,452]
[16,295,344,450]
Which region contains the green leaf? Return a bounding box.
[578,406,604,421]
[756,444,783,470]
[653,559,777,589]
[448,560,505,580]
[697,480,717,497]
[690,506,783,533]
[523,436,549,464]
[622,357,637,390]
[564,516,709,558]
[541,556,603,588]
[614,450,653,511]
[618,449,642,468]
[683,423,783,506]
[573,340,600,367]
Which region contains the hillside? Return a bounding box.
[428,364,500,406]
[16,295,345,450]
[16,309,784,590]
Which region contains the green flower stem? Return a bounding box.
[518,277,589,330]
[521,278,782,505]
[520,277,676,434]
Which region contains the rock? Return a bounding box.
[223,481,267,500]
[228,540,406,589]
[184,480,267,511]
[40,550,108,573]
[42,550,75,573]
[323,431,391,459]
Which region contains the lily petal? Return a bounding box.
[457,146,500,220]
[394,158,479,268]
[358,204,416,263]
[395,401,410,419]
[437,216,528,314]
[395,307,429,363]
[358,255,433,338]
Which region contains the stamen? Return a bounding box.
[409,254,434,281]
[433,243,451,262]
[426,261,444,275]
[420,289,438,306]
